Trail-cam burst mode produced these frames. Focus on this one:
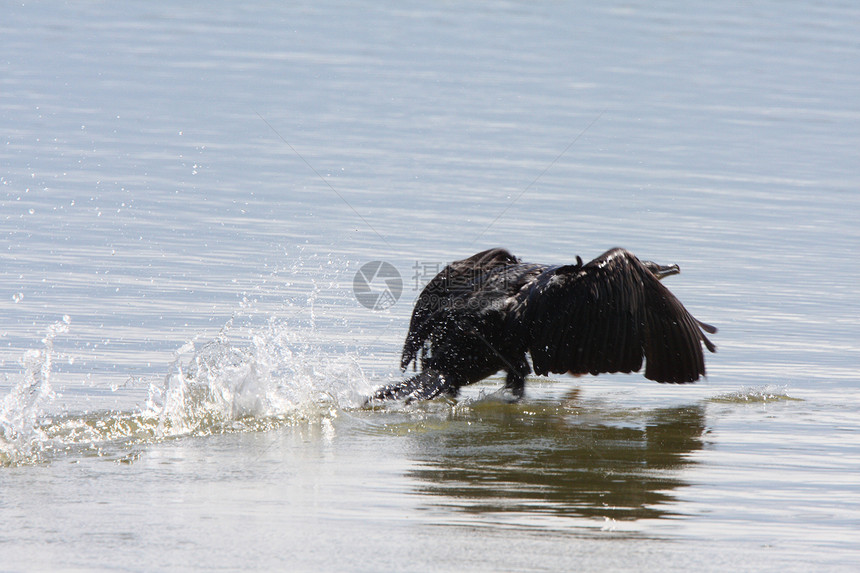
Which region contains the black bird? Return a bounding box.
[369,248,716,403]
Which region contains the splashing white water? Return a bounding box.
[146,316,372,437]
[709,385,801,404]
[0,316,71,464]
[1,312,374,466]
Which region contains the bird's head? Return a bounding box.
[642,260,681,280]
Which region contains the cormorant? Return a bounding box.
[369,248,716,403]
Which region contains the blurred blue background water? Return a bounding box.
[2,1,859,571]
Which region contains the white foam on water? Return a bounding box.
[0,316,71,465]
[145,315,373,437]
[1,313,374,466]
[708,385,803,404]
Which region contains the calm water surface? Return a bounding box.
[2,1,859,571]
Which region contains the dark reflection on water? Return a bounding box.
[407,390,705,521]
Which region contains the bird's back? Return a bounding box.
[401,248,530,371]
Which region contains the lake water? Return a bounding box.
[2,1,859,571]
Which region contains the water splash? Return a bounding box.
[709,385,802,404]
[146,316,372,437]
[1,314,373,466]
[0,316,71,465]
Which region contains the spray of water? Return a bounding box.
[0,316,71,465]
[145,315,372,437]
[1,309,377,466]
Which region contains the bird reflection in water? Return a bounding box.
[405,389,706,522]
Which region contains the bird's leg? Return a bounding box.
[366,369,456,404]
[504,358,531,400]
[505,371,525,400]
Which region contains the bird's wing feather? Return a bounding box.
[521,248,715,383]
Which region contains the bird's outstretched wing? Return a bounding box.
[401,248,519,370]
[519,248,716,383]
